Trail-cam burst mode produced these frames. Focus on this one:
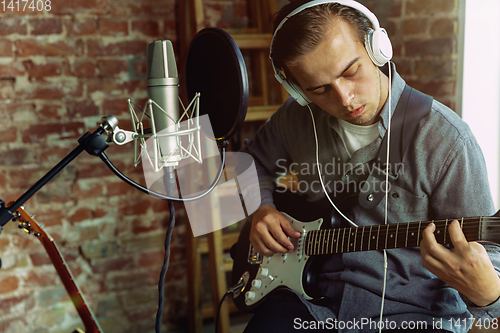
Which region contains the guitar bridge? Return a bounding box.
[247,245,262,264]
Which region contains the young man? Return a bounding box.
[240,1,500,332]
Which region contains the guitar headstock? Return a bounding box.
[11,205,45,238]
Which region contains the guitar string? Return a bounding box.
[307,220,500,233]
[305,220,500,255]
[306,220,500,239]
[306,219,500,255]
[305,234,500,255]
[305,217,500,234]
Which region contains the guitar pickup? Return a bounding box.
[296,229,307,260]
[247,244,262,264]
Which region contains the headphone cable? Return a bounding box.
[379,62,393,333]
[308,63,393,332]
[308,104,358,228]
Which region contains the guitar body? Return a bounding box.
[231,189,340,313]
[231,212,324,312]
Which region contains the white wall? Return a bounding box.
[462,0,500,209]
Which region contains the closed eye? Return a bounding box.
[343,65,359,78]
[312,85,329,96]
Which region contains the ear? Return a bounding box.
[282,80,312,106]
[274,69,312,106]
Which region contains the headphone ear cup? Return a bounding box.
[282,79,312,106]
[365,28,393,67]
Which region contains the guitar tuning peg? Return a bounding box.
[19,225,30,234]
[12,211,21,221]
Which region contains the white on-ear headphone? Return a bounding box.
[270,0,393,106]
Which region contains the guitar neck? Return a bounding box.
[40,236,103,333]
[14,207,103,333]
[305,217,493,255]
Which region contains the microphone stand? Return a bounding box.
[0,116,229,333]
[0,126,109,231]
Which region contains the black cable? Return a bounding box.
[98,147,226,202]
[214,280,245,333]
[215,291,231,333]
[155,200,175,333]
[98,143,229,331]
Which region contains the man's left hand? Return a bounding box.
[420,220,500,306]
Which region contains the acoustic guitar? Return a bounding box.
[230,190,500,313]
[13,206,104,333]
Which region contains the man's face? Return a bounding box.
[287,19,389,126]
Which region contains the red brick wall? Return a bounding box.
[0,0,461,333]
[360,0,459,110]
[0,0,186,332]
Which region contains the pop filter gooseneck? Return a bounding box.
[185,27,249,143]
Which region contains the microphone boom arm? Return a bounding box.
[0,126,109,229]
[0,106,227,230]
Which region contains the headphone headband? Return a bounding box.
[273,0,381,36]
[271,0,392,106]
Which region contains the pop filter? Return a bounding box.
[185,28,249,142]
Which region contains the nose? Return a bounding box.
[334,81,354,108]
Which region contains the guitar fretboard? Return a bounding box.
[304,217,495,255]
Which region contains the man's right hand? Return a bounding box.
[249,206,301,257]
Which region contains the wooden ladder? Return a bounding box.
[178,0,287,123]
[178,1,286,332]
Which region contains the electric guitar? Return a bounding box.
[13,206,104,333]
[230,190,500,313]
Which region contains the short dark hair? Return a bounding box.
[271,1,373,81]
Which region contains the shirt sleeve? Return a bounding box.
[429,133,500,318]
[239,99,296,209]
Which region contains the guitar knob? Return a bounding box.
[252,279,262,289]
[246,291,256,301]
[258,267,269,277]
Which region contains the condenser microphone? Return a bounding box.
[102,28,249,202]
[146,40,182,196]
[146,40,181,170]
